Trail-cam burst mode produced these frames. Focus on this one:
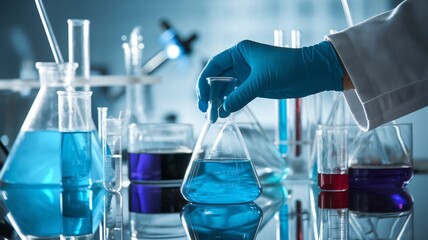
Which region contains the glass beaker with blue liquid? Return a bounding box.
[0,63,103,186]
[58,90,94,187]
[181,77,262,204]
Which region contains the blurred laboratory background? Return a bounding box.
[3,0,427,166]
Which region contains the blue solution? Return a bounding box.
[61,131,92,187]
[0,130,103,186]
[181,159,262,204]
[62,188,92,236]
[181,202,262,239]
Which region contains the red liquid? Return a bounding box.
[318,173,348,191]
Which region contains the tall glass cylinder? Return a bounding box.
[68,19,90,91]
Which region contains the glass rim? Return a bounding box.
[57,90,93,97]
[206,76,237,82]
[129,123,193,129]
[317,122,412,130]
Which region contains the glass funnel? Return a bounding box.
[0,62,103,186]
[181,77,262,204]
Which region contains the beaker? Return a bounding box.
[129,183,187,239]
[318,191,349,240]
[180,202,262,240]
[128,123,193,183]
[181,77,262,204]
[58,91,93,187]
[102,118,123,192]
[348,188,414,239]
[348,123,413,188]
[0,62,103,186]
[317,125,350,191]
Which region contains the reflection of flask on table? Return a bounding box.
[180,202,262,240]
[318,191,349,240]
[349,188,413,239]
[0,63,103,186]
[61,187,92,238]
[129,183,187,239]
[181,77,261,204]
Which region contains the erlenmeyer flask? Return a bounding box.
[235,106,287,184]
[181,77,262,204]
[0,62,103,186]
[180,202,262,240]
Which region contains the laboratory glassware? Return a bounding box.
[235,106,287,184]
[181,77,262,204]
[61,187,92,238]
[308,92,355,182]
[348,123,413,188]
[129,183,187,239]
[121,27,147,185]
[317,125,349,191]
[274,29,288,155]
[58,90,93,187]
[68,19,90,91]
[0,62,103,186]
[318,191,349,240]
[348,188,413,239]
[103,191,123,240]
[128,123,193,183]
[180,202,262,240]
[102,117,123,192]
[0,185,104,238]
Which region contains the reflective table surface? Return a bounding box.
[1,174,427,239]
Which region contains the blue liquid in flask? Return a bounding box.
[181,159,262,204]
[0,130,103,186]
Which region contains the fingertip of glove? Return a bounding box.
[198,100,208,113]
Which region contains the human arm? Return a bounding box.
[328,0,428,131]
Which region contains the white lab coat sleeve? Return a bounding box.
[327,0,428,131]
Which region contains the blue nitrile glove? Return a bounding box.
[197,40,344,122]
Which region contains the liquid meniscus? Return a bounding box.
[181,159,262,204]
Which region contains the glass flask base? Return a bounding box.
[348,166,413,188]
[181,159,262,204]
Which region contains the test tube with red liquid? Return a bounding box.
[317,125,349,191]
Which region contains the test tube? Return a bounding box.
[103,192,123,240]
[102,118,123,192]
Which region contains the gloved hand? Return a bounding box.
[197,40,344,122]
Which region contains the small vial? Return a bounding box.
[103,118,123,192]
[317,125,349,191]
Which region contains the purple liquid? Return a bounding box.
[349,166,413,188]
[129,151,192,181]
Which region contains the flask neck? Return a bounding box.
[36,62,77,88]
